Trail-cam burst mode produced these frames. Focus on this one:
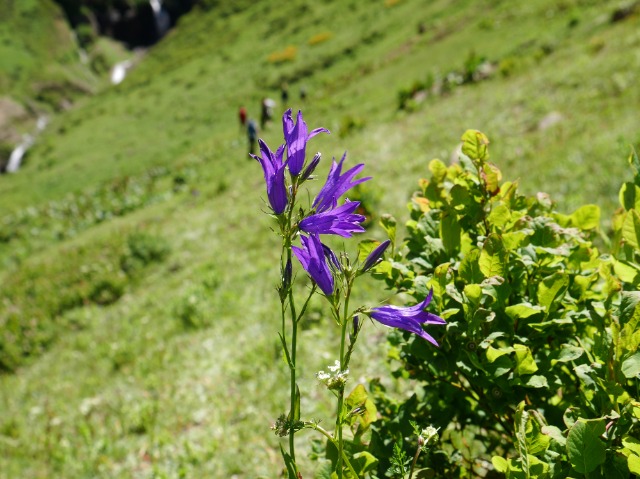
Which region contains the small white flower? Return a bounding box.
[328,360,341,372]
[316,361,349,390]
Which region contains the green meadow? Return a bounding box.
[1,0,638,477]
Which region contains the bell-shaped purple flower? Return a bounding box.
[251,139,288,215]
[361,239,391,273]
[292,234,334,296]
[369,289,445,346]
[313,153,371,213]
[299,201,366,238]
[283,109,330,176]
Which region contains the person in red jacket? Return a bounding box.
[238,106,247,131]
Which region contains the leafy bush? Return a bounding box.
[367,131,640,477]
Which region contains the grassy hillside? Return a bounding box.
[1,0,639,477]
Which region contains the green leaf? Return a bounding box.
[514,344,538,375]
[619,182,640,211]
[357,239,379,264]
[622,352,640,378]
[440,209,461,255]
[482,162,502,195]
[479,234,506,278]
[429,158,448,182]
[450,184,470,208]
[345,384,377,430]
[463,284,482,306]
[279,444,298,479]
[492,456,509,473]
[537,272,569,312]
[623,210,640,250]
[486,355,512,377]
[380,214,397,247]
[515,401,530,475]
[542,425,566,447]
[569,204,600,230]
[620,291,640,326]
[459,248,483,283]
[352,451,378,475]
[506,303,544,321]
[566,419,606,474]
[628,454,640,475]
[629,146,640,186]
[503,231,529,250]
[613,259,640,284]
[461,129,490,161]
[526,415,551,455]
[288,384,301,422]
[524,375,548,388]
[488,203,511,229]
[487,345,514,363]
[554,345,584,363]
[622,435,640,456]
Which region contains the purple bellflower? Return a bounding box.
[370,289,445,346]
[292,234,335,296]
[283,109,330,176]
[251,139,288,215]
[299,201,366,238]
[313,153,371,213]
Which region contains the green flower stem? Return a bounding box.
[335,286,352,479]
[287,247,299,465]
[282,184,299,472]
[312,424,358,478]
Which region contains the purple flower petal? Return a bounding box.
[313,152,371,213]
[283,109,329,176]
[370,289,445,345]
[299,201,366,237]
[292,234,334,296]
[251,140,288,214]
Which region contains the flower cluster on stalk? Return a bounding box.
[254,109,445,342]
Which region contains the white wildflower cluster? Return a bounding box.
[316,360,349,390]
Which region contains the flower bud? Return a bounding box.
[300,152,321,182]
[322,244,341,271]
[282,259,292,291]
[361,239,391,273]
[349,315,360,343]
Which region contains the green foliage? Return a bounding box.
[120,231,171,275]
[0,228,170,372]
[369,132,640,477]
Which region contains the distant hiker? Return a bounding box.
[247,118,258,156]
[238,106,247,131]
[281,83,289,106]
[260,98,275,129]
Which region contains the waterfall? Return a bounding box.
[111,59,133,85]
[149,0,170,40]
[5,117,48,173]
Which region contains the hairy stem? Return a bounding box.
[335,287,352,479]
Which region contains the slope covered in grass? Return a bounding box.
[1,0,639,477]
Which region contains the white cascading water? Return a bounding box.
[5,116,48,173]
[149,0,170,39]
[111,59,133,85]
